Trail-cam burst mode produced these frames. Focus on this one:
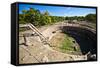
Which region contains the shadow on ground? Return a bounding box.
[60,26,97,55]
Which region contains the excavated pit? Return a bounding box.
[60,26,97,55]
[49,26,97,61]
[19,24,97,64]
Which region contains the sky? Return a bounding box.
[19,4,96,17]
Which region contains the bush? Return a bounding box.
[85,14,96,23]
[19,8,65,27]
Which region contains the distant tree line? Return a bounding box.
[65,14,96,23]
[19,8,96,27]
[65,16,85,21]
[85,14,96,23]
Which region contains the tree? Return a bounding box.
[19,8,65,26]
[43,11,49,16]
[85,14,96,23]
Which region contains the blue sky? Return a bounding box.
[19,4,96,17]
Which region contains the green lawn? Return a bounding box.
[59,34,80,53]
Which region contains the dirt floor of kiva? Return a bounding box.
[19,31,87,64]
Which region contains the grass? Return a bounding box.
[50,33,81,54]
[59,34,80,53]
[59,34,74,52]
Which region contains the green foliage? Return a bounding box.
[85,14,96,23]
[65,16,85,21]
[19,8,65,26]
[65,14,96,23]
[19,7,96,26]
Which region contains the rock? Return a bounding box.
[42,55,49,62]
